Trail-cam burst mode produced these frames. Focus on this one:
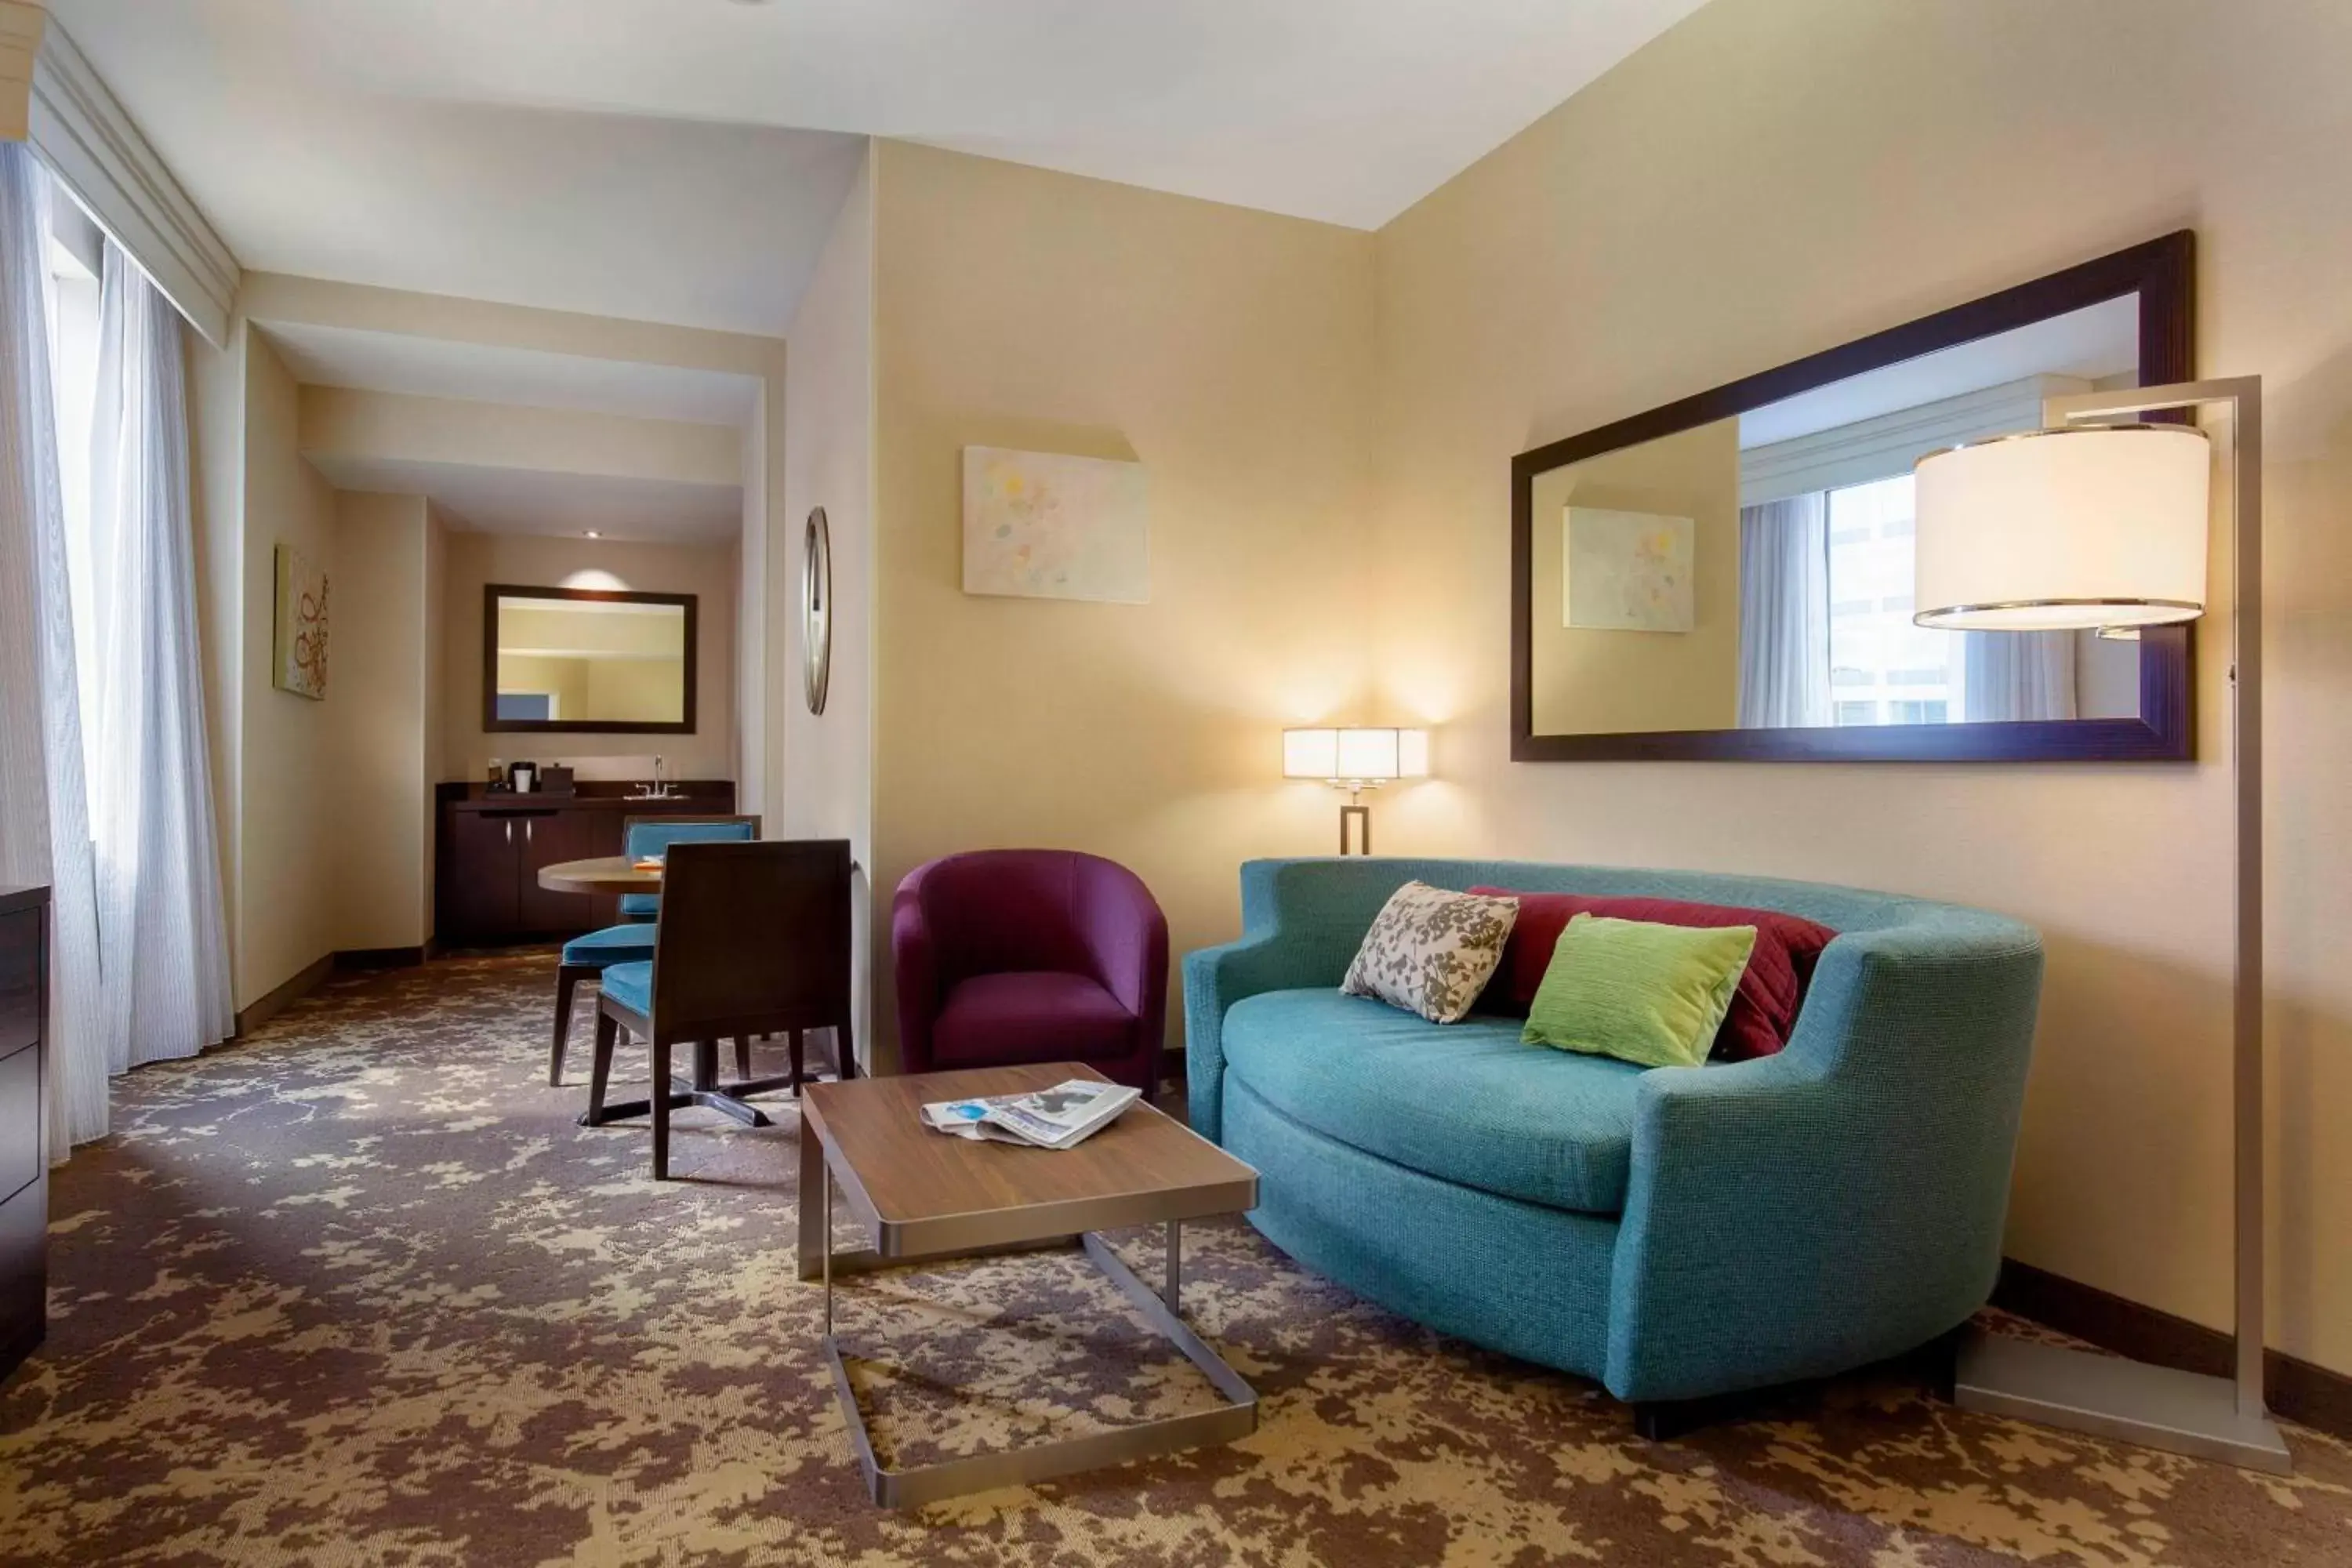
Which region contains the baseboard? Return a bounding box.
[335,946,429,972]
[1994,1257,2351,1439]
[233,953,335,1036]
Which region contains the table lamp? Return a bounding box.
[1913,376,2288,1472]
[1283,727,1428,855]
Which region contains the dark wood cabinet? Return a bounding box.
[515,808,597,932]
[434,783,735,945]
[443,808,524,935]
[0,884,47,1381]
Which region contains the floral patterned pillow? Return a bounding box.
[1341,881,1520,1024]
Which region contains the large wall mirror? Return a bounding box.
[483,584,698,734]
[1512,231,2194,762]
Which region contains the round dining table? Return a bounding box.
[536,856,662,896]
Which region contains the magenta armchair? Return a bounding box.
[892,850,1170,1092]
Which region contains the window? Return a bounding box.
[45,192,104,755]
[495,692,557,722]
[1823,474,1965,724]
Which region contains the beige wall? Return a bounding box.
[1370,0,2352,1376]
[237,330,341,1004]
[187,282,770,987]
[1530,418,1740,735]
[736,389,770,819]
[332,492,435,950]
[441,532,736,781]
[421,504,448,931]
[299,385,742,491]
[243,271,786,801]
[869,140,1378,1066]
[780,144,877,1063]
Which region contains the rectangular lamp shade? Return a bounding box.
[1913,423,2211,631]
[1284,727,1429,782]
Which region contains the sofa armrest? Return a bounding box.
[1183,858,1443,1140]
[889,880,943,1076]
[1602,916,2043,1403]
[1181,935,1311,1141]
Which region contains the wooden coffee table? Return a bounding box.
[798,1062,1261,1508]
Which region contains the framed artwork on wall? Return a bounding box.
[961,445,1149,604]
[1563,507,1695,632]
[273,543,328,700]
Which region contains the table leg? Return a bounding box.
[821,1231,1258,1509]
[797,1123,828,1279]
[822,1156,835,1339]
[1165,1220,1181,1314]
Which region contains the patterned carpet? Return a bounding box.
[1,953,2347,1566]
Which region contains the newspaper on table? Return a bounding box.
[919,1078,1141,1150]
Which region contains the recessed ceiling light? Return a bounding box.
[583,531,603,539]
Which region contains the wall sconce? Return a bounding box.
[1283,727,1429,855]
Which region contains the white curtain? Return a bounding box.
[0,146,109,1156]
[1964,630,2078,722]
[84,241,234,1071]
[1737,494,1831,728]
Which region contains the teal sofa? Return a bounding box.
[1184,858,2043,1413]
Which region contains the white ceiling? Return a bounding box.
[262,321,760,426]
[307,455,742,546]
[51,0,1706,335]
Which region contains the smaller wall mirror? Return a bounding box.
[484,584,698,734]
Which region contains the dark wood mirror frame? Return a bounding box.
[482,583,699,735]
[1511,230,2195,764]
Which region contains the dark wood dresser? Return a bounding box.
[434,782,736,945]
[0,884,47,1379]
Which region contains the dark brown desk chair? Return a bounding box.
[550,813,762,1087]
[589,838,856,1180]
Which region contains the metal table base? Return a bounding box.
[811,1159,1259,1509]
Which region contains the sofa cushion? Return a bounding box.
[1523,913,1756,1069]
[1341,881,1519,1024]
[932,971,1138,1068]
[1221,988,1647,1215]
[1473,888,1836,1061]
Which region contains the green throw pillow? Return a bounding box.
[1521,913,1758,1069]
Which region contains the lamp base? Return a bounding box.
[1954,1328,2290,1472]
[1338,802,1370,855]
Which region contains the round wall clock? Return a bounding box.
[802,507,832,716]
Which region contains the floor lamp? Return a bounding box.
[1911,376,2289,1472]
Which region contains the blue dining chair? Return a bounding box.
[550,814,758,1085]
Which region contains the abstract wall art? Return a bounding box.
[1562,506,1694,633]
[274,543,329,699]
[961,445,1149,604]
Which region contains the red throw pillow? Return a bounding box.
[1469,888,1837,1061]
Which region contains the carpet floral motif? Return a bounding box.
[0,953,2345,1566]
